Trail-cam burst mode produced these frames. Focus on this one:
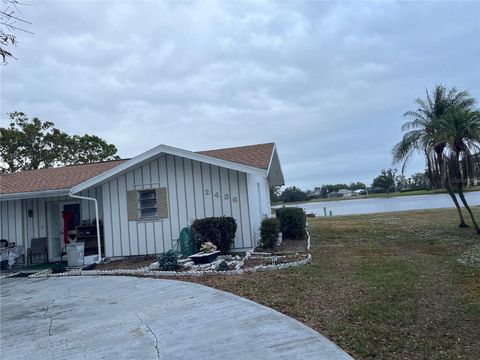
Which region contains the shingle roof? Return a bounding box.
[0,143,275,195]
[197,143,274,170]
[0,160,128,195]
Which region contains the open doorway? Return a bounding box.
[62,203,81,243]
[47,201,81,261]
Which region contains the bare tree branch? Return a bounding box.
[0,0,32,64]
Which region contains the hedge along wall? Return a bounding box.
[191,217,237,253]
[275,207,307,239]
[260,217,280,249]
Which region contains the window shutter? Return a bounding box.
[155,187,169,218]
[126,190,138,221]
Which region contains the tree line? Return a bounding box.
[271,170,432,203]
[0,112,119,173]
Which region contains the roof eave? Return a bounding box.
[0,188,70,201]
[71,144,268,194]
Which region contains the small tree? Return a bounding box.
[349,181,367,191]
[279,186,308,202]
[371,168,397,193]
[410,172,431,190]
[269,185,281,203]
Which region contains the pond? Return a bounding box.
[275,191,480,217]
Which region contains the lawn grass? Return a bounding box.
[192,207,480,359]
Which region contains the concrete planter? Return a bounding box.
[188,251,221,264]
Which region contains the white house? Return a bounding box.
[0,143,284,261]
[337,189,353,197]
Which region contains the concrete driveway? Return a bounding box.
[1,276,352,359]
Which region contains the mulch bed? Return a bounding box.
[84,240,308,272]
[274,238,308,253]
[255,238,308,254]
[92,255,238,272]
[95,256,156,270]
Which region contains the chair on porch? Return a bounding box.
[28,237,49,265]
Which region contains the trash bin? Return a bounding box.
[179,226,195,257]
[66,243,84,267]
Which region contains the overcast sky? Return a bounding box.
[1,0,479,189]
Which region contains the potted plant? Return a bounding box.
[189,242,221,264]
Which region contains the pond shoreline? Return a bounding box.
[273,186,480,207]
[274,191,480,217]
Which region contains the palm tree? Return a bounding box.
[392,85,475,228]
[435,109,480,233]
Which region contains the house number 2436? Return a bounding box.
[204,189,237,203]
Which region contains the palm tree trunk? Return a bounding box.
[444,182,468,227]
[438,151,468,227]
[457,185,480,234]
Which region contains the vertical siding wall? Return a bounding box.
[0,187,102,249]
[246,174,271,245]
[101,155,258,257]
[0,199,24,246]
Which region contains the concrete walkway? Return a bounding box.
[0,276,353,359]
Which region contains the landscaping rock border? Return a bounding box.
[29,227,312,279]
[28,253,311,279]
[244,253,312,273]
[0,272,20,279]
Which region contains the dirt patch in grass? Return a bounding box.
[184,207,480,360]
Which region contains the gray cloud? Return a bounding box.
[1,0,479,188]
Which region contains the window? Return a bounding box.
[127,188,168,221]
[138,190,157,218]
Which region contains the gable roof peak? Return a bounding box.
[0,143,278,197]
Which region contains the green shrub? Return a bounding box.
[158,250,178,271]
[260,217,280,249]
[216,260,229,272]
[191,216,237,254]
[275,207,306,239]
[51,262,67,274]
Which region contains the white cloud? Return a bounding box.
[1,0,479,188]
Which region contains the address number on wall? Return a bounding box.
[204,189,238,203]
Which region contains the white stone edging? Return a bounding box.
[244,254,312,273]
[28,253,311,279]
[0,272,20,279]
